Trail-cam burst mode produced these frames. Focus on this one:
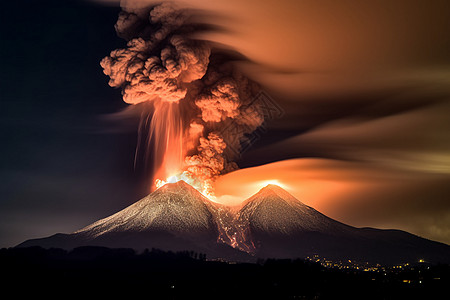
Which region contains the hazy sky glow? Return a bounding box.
[1,0,449,247]
[184,0,450,244]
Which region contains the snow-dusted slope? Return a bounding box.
[75,180,219,240]
[237,184,352,235]
[18,181,234,256]
[18,183,450,264]
[235,185,450,264]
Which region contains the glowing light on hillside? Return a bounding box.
[155,173,215,200]
[258,179,288,189]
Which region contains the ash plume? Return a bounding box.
[101,3,210,104]
[101,2,266,196]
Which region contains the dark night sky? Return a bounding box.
[0,0,151,247]
[1,0,450,247]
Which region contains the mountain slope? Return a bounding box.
[18,183,450,264]
[75,180,218,239]
[18,181,248,260]
[236,185,450,264]
[238,184,353,235]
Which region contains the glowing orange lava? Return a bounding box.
[147,101,213,199]
[155,172,215,199]
[147,101,185,186]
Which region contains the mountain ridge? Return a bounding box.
[17,181,450,264]
[74,181,218,239]
[237,185,450,264]
[18,181,251,261]
[238,184,354,235]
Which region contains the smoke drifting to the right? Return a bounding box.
[101,3,268,197]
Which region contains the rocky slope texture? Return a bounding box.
[234,185,450,264]
[18,182,450,264]
[18,181,245,260]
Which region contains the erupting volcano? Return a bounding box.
[17,2,450,267]
[100,3,265,198]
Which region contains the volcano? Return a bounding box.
[18,182,450,264]
[18,181,245,260]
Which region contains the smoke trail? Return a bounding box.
[101,3,265,196]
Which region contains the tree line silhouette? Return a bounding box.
[1,246,448,299]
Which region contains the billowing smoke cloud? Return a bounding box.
[101,2,266,196]
[100,4,210,104]
[195,79,240,122]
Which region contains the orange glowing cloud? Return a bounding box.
[214,159,355,207]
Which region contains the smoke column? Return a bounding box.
[101,3,265,197]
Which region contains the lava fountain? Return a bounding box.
[141,100,184,188]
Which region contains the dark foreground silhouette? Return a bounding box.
[1,246,449,299]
